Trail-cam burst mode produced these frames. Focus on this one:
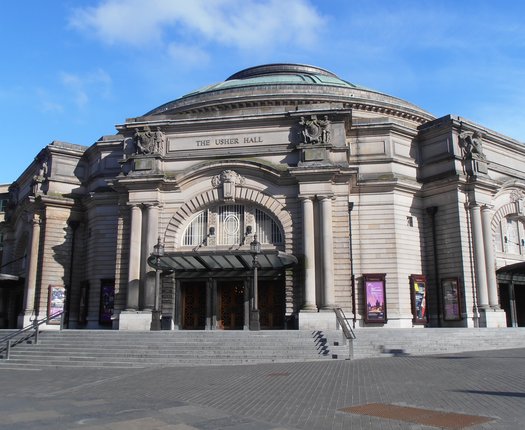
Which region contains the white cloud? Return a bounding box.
[69,0,326,52]
[167,42,210,67]
[60,69,113,109]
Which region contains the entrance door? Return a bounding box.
[181,281,206,330]
[217,281,245,330]
[515,284,525,327]
[259,280,285,329]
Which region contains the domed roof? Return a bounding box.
[185,63,359,96]
[143,63,434,123]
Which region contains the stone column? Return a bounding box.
[126,205,142,310]
[470,204,489,308]
[319,195,335,309]
[301,196,317,311]
[481,205,499,308]
[143,203,159,309]
[21,214,41,322]
[509,281,518,327]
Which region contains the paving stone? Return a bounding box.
[1,348,524,429]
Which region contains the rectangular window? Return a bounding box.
[0,199,7,212]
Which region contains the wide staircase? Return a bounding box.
[350,327,525,359]
[0,330,348,369]
[1,327,524,369]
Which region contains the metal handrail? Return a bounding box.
[334,307,356,340]
[0,311,64,359]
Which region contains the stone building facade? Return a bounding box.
[1,64,524,331]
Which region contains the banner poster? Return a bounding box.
[363,274,387,323]
[48,285,65,324]
[99,280,115,324]
[410,275,427,324]
[442,278,462,321]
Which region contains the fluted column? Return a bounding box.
[22,214,41,318]
[301,196,317,311]
[470,204,489,308]
[320,195,335,309]
[481,205,499,308]
[126,205,142,310]
[143,203,159,309]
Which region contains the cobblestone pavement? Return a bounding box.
[0,348,524,430]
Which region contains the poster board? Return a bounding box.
[410,275,428,324]
[363,273,387,323]
[99,279,115,325]
[47,285,65,324]
[442,277,462,321]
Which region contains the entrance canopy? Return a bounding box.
[148,250,298,273]
[497,262,525,282]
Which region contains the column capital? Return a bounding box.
[317,194,335,201]
[144,202,162,210]
[28,213,41,226]
[481,204,494,212]
[298,194,315,202]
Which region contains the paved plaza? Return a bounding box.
[0,348,524,430]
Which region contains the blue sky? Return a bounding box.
[1,0,524,183]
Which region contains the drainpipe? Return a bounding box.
[348,202,356,328]
[426,207,441,327]
[66,221,79,329]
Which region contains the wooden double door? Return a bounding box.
[180,278,285,330]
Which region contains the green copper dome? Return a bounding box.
[183,64,359,97]
[142,63,433,123]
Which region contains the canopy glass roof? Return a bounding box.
[147,250,297,273]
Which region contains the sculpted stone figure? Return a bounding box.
[31,159,48,195]
[319,115,331,143]
[212,170,245,202]
[459,131,486,160]
[153,127,165,154]
[134,126,156,154]
[298,115,331,144]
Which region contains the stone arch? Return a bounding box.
[163,187,293,252]
[492,201,525,231]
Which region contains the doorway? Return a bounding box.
[217,280,245,330]
[181,281,206,330]
[259,279,285,329]
[515,284,525,327]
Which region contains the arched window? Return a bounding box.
[181,204,282,248]
[218,205,244,245]
[494,215,525,256]
[255,208,283,245]
[182,210,208,246]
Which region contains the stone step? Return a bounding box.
[3,328,523,368]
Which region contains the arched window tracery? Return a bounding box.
[182,204,283,248]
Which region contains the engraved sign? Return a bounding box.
[167,129,288,152]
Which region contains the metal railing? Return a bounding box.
[334,307,356,340]
[0,311,64,360]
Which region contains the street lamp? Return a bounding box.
[151,236,164,331]
[249,233,261,331]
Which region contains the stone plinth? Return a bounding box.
[479,308,507,328]
[118,310,153,331]
[298,310,337,330]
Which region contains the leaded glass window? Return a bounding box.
[182,210,208,246]
[218,205,244,245]
[180,204,283,248]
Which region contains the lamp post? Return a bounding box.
[151,236,164,331]
[249,233,261,331]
